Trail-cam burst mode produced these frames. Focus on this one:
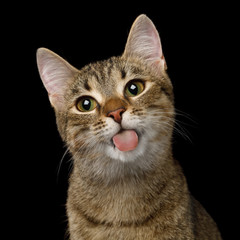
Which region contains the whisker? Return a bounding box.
[150,113,193,143]
[174,118,193,141]
[57,147,71,182]
[174,122,192,143]
[175,108,198,125]
[56,133,93,181]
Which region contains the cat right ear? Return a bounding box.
[36,48,78,111]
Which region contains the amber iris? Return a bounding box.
[125,80,144,97]
[76,97,97,112]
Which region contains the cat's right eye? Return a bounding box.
[76,97,97,112]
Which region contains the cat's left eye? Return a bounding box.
[76,97,97,112]
[125,80,145,97]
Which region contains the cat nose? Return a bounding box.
[107,108,126,124]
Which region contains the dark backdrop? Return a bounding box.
[6,2,237,239]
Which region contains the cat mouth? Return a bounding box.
[111,129,139,152]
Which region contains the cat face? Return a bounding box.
[37,15,174,164]
[64,58,174,162]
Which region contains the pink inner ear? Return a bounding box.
[152,54,167,71]
[37,48,78,110]
[123,15,166,70]
[42,69,66,95]
[49,93,65,111]
[148,28,162,59]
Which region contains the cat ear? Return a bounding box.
[36,48,78,110]
[123,14,167,71]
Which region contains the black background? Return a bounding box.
[5,2,238,240]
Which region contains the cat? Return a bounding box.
[37,14,222,240]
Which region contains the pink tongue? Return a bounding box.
[113,130,138,152]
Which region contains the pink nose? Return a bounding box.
[107,108,126,124]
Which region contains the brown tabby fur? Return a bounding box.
[37,15,222,239]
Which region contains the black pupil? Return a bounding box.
[129,83,138,95]
[82,99,91,110]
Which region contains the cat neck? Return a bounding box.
[67,151,188,227]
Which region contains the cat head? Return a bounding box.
[37,14,174,166]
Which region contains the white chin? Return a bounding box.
[105,136,147,162]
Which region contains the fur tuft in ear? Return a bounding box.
[36,48,78,110]
[123,14,167,71]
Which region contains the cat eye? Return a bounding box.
[125,80,145,97]
[76,97,97,112]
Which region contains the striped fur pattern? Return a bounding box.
[37,15,222,239]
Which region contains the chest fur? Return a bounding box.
[66,161,194,240]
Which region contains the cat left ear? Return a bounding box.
[36,48,78,111]
[122,14,167,72]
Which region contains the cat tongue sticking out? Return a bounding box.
[113,130,138,151]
